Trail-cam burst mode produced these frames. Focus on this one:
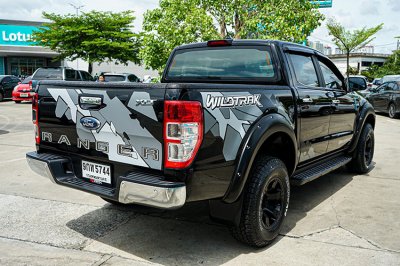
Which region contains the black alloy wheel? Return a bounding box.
[261,178,285,230]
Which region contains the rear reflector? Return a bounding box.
[164,101,203,169]
[32,93,40,144]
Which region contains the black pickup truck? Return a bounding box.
[26,40,375,247]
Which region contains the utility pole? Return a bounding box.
[69,3,84,70]
[69,3,84,16]
[394,36,400,63]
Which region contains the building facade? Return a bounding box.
[0,19,157,79]
[328,53,388,74]
[0,19,62,76]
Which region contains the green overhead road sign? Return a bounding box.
[310,0,332,8]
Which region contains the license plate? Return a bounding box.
[82,160,111,184]
[20,93,29,97]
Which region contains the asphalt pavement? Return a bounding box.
[0,100,399,266]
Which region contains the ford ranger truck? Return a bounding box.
[26,40,376,247]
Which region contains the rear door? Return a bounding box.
[373,83,391,111]
[316,58,356,152]
[286,52,333,162]
[38,83,166,172]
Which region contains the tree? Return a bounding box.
[33,11,140,73]
[141,0,324,72]
[363,50,400,78]
[327,19,383,78]
[140,0,219,73]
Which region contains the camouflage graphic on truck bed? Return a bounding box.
[47,88,162,170]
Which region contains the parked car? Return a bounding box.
[30,67,94,91]
[368,78,382,89]
[367,81,400,118]
[12,76,34,103]
[0,75,21,102]
[101,73,141,82]
[27,39,375,247]
[381,75,400,84]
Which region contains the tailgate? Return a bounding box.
[37,81,166,170]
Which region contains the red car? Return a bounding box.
[12,76,35,103]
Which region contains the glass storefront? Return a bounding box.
[9,57,45,76]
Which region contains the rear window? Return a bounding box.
[104,75,126,82]
[33,68,63,80]
[166,46,277,82]
[22,76,32,84]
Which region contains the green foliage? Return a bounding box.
[140,0,219,73]
[347,66,359,75]
[364,50,400,78]
[244,0,324,42]
[141,0,324,72]
[327,19,383,77]
[33,11,140,70]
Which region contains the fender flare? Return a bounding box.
[222,113,298,204]
[348,100,376,154]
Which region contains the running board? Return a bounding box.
[291,155,352,186]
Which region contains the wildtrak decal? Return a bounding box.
[205,94,262,110]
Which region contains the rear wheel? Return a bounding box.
[231,156,290,247]
[388,103,398,119]
[14,101,21,104]
[348,123,374,174]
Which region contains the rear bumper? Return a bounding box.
[26,152,186,209]
[12,92,34,101]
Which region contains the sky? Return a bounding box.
[0,0,398,54]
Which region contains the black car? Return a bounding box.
[367,81,400,118]
[101,73,140,82]
[0,75,20,101]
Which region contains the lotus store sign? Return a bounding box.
[0,25,38,46]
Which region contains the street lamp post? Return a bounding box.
[69,3,84,70]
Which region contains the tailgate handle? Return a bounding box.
[79,96,104,110]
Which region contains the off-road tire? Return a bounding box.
[348,123,374,174]
[231,156,290,247]
[388,103,398,119]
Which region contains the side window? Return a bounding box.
[128,75,139,82]
[65,69,79,80]
[387,83,396,91]
[80,71,92,81]
[289,54,320,87]
[318,61,343,89]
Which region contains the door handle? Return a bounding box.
[332,100,340,104]
[302,97,313,103]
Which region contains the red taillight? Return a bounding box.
[29,80,33,91]
[207,40,232,47]
[32,93,40,144]
[163,101,203,169]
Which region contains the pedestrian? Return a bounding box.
[98,74,105,82]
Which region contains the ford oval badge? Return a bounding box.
[80,117,101,130]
